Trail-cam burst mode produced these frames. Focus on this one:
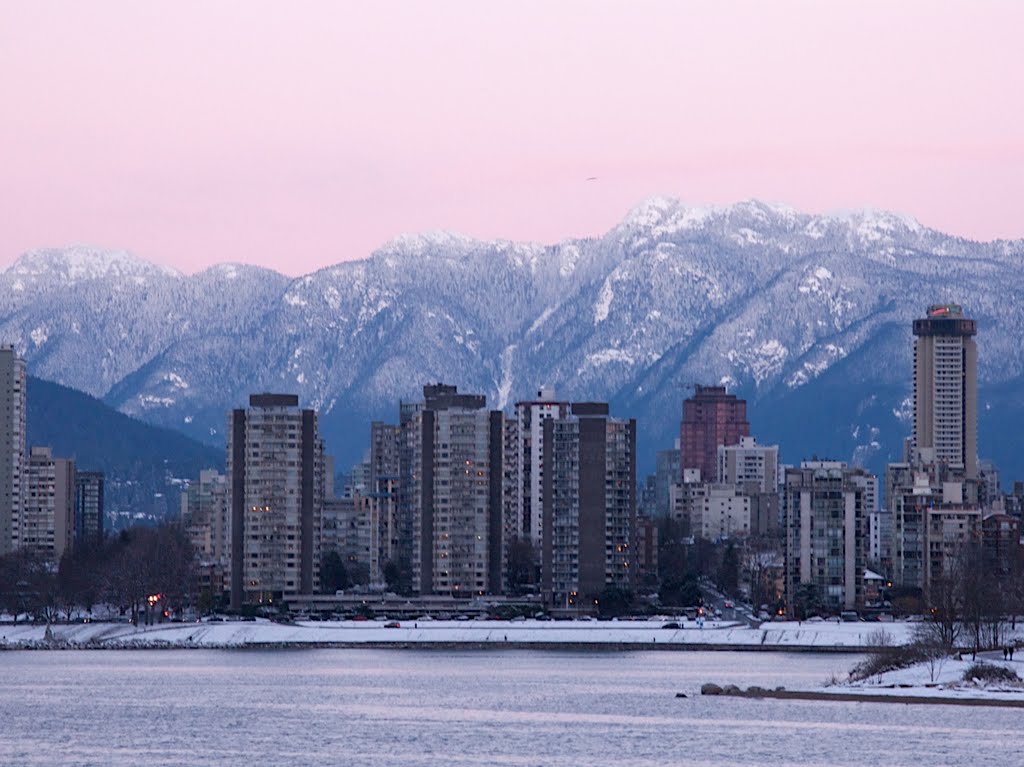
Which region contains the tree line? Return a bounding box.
[916,539,1024,652]
[0,525,196,626]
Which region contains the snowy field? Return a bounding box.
[0,617,930,650]
[835,649,1024,703]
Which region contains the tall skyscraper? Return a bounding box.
[912,303,978,477]
[541,402,636,609]
[74,471,105,547]
[512,387,569,548]
[227,394,325,608]
[22,447,75,562]
[405,384,504,596]
[680,385,750,484]
[0,346,27,555]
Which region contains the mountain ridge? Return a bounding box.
[4,198,1023,484]
[26,375,224,522]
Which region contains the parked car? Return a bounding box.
[384,621,401,628]
[661,621,682,629]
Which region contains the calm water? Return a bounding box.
[1,649,1020,766]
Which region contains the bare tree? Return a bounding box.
[744,544,780,611]
[922,571,961,650]
[911,625,950,683]
[958,542,1006,654]
[0,549,59,626]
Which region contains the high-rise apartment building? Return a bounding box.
[363,476,399,586]
[541,402,636,609]
[654,443,680,517]
[21,447,75,562]
[501,415,523,585]
[322,497,375,587]
[784,461,874,613]
[182,470,229,565]
[513,387,570,547]
[369,421,400,488]
[405,384,504,596]
[74,471,105,547]
[227,394,324,608]
[912,304,978,477]
[887,461,981,592]
[0,346,27,555]
[680,385,750,484]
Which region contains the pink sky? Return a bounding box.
[2,1,1022,275]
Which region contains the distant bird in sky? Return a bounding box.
[586,176,598,181]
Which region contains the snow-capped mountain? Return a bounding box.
[4,200,1024,482]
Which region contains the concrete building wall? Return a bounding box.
[717,436,779,492]
[689,483,752,541]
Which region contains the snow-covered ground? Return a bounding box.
[834,650,1024,702]
[0,617,926,650]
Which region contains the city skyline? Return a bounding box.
[3,4,1022,761]
[3,2,1023,275]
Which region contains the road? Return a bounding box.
[699,579,762,628]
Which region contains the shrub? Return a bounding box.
[963,663,1020,684]
[849,643,930,681]
[865,627,893,647]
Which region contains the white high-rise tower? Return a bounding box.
[911,304,978,477]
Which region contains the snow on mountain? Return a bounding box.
[3,200,1024,480]
[8,245,182,284]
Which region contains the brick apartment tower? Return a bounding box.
[680,385,750,484]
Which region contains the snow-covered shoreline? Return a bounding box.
[698,646,1024,707]
[836,651,1024,701]
[0,618,922,651]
